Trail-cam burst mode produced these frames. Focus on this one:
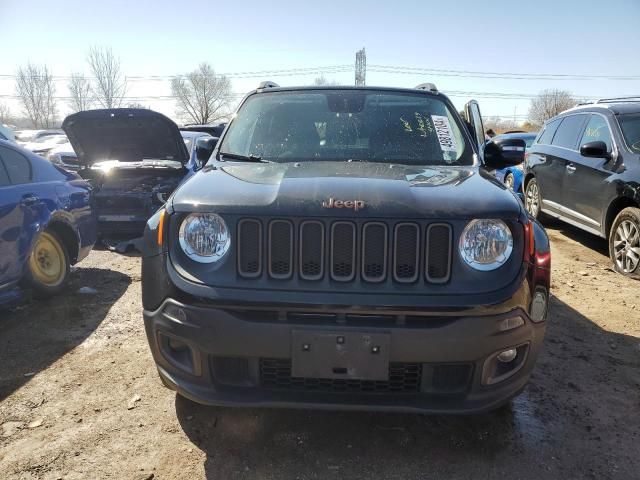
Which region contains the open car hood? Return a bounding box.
[62,108,189,167]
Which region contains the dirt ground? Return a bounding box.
[1,219,639,480]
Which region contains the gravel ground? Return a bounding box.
[1,219,639,480]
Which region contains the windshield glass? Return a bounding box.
[619,114,640,153]
[220,90,471,165]
[182,137,193,152]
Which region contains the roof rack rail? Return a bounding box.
[415,83,438,93]
[596,96,640,103]
[258,81,280,89]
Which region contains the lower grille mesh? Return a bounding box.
[260,358,422,393]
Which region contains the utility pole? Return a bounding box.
[355,48,366,86]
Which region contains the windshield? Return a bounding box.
[220,90,471,166]
[619,114,640,153]
[182,137,194,153]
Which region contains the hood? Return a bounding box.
[62,108,189,167]
[171,161,523,219]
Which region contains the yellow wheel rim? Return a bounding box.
[29,232,66,287]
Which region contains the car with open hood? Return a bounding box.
[62,109,215,239]
[141,83,551,414]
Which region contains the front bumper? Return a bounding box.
[143,289,546,414]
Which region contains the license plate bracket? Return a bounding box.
[291,330,390,381]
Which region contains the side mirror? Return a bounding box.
[195,137,218,168]
[580,141,609,159]
[484,138,526,169]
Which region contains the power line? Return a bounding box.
[0,65,353,81]
[3,63,639,82]
[369,64,640,81]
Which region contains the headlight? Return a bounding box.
[48,153,61,164]
[459,219,513,271]
[178,213,230,263]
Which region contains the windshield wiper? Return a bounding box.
[218,152,268,163]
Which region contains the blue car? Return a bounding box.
[493,132,537,192]
[0,140,96,305]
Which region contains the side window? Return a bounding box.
[551,115,587,150]
[0,160,10,187]
[537,119,561,145]
[0,146,32,184]
[579,114,612,152]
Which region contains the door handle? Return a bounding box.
[20,194,39,206]
[566,164,577,173]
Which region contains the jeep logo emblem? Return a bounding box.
[322,198,365,211]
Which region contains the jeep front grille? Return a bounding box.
[236,219,452,284]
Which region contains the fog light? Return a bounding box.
[497,348,518,363]
[530,289,548,323]
[498,316,525,332]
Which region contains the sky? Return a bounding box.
[1,0,639,125]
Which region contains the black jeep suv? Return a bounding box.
[523,98,640,277]
[141,84,551,413]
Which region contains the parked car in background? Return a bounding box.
[524,97,640,278]
[0,140,96,306]
[47,141,80,171]
[22,134,69,157]
[0,124,15,142]
[15,129,64,146]
[63,108,216,239]
[180,123,226,138]
[493,132,537,191]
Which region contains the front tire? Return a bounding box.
[524,178,542,218]
[24,230,71,298]
[609,207,640,278]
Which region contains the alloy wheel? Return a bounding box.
[525,181,540,217]
[613,220,640,273]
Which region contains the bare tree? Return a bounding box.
[126,102,148,109]
[528,89,577,125]
[171,63,232,124]
[0,102,12,124]
[67,73,93,112]
[15,63,57,128]
[313,74,340,86]
[86,46,127,108]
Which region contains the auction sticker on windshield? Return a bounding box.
[431,115,457,152]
